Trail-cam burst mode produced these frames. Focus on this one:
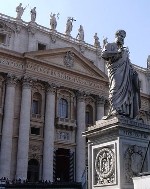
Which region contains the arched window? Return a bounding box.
[59,98,68,118]
[32,92,42,115]
[86,105,93,126]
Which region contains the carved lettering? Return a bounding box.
[27,62,104,90]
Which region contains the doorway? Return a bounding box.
[27,159,39,182]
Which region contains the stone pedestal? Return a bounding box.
[83,115,150,189]
[133,172,150,189]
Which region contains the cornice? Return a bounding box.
[0,47,23,60]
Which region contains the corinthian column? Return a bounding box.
[43,84,56,181]
[16,77,32,180]
[96,96,105,120]
[76,92,86,182]
[0,74,17,179]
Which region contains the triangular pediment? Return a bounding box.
[24,47,108,81]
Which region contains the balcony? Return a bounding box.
[55,117,76,130]
[31,114,44,123]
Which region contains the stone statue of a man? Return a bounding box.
[101,30,141,119]
[76,25,84,41]
[94,33,100,48]
[30,7,36,22]
[65,17,75,36]
[50,13,57,30]
[16,3,26,20]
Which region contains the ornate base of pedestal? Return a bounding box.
[83,115,150,189]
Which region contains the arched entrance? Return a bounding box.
[27,159,39,182]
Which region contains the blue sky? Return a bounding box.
[0,0,150,68]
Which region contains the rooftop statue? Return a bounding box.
[101,30,141,119]
[16,3,26,20]
[76,25,84,41]
[30,7,36,22]
[103,37,108,48]
[50,13,59,30]
[94,33,100,48]
[147,55,150,69]
[65,17,76,36]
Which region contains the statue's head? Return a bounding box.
[115,30,126,48]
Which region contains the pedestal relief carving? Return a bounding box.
[124,144,146,183]
[94,145,116,186]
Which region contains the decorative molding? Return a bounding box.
[0,20,15,36]
[50,32,56,43]
[29,153,40,161]
[28,25,36,35]
[26,62,105,91]
[46,83,57,94]
[96,96,105,106]
[85,96,95,104]
[56,130,70,141]
[22,76,33,88]
[15,23,22,34]
[6,73,18,86]
[0,58,24,70]
[79,44,85,53]
[30,144,40,153]
[76,91,87,102]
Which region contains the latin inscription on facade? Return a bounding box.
[27,62,105,91]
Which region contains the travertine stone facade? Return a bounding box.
[0,12,150,185]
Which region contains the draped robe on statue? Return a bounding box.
[102,43,141,119]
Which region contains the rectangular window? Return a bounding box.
[0,34,6,44]
[38,43,46,50]
[31,127,40,135]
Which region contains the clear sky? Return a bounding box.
[0,0,149,68]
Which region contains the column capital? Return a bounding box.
[46,83,57,94]
[6,74,18,86]
[96,96,106,106]
[76,91,87,102]
[22,76,33,89]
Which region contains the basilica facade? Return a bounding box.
[0,10,150,184]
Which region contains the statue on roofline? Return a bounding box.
[50,13,59,30]
[76,25,84,41]
[101,30,141,119]
[94,33,100,48]
[65,17,76,36]
[16,3,26,20]
[30,7,36,22]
